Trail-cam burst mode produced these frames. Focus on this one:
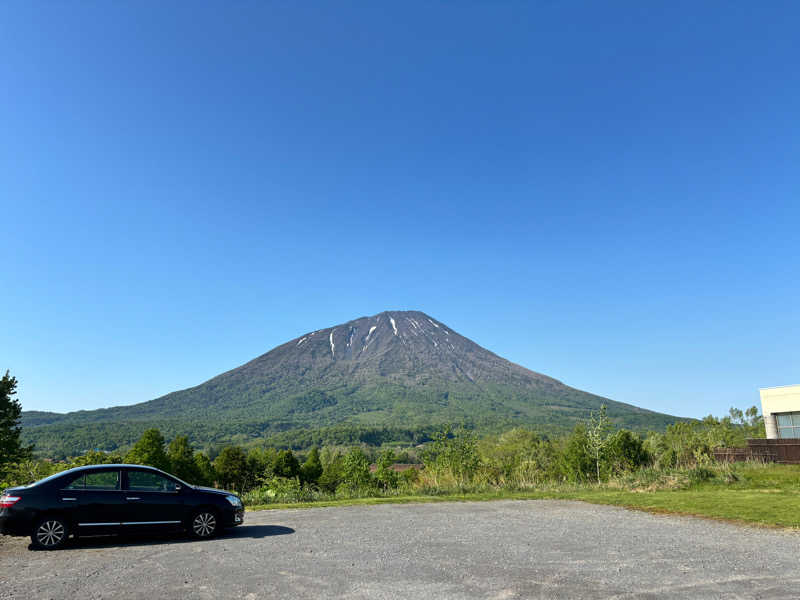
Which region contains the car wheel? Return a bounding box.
[190,509,218,539]
[31,517,69,550]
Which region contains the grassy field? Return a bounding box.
[247,463,800,529]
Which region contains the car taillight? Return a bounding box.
[0,495,21,508]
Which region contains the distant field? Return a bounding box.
[248,463,800,529]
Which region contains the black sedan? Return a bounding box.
[0,464,244,550]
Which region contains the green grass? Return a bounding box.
[563,489,800,528]
[247,463,800,529]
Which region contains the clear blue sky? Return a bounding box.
[2,2,798,419]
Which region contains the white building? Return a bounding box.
[760,385,800,439]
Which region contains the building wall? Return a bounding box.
[760,385,800,439]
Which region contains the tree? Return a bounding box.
[586,405,612,482]
[374,448,398,490]
[72,450,123,466]
[194,452,215,486]
[604,430,649,475]
[732,405,766,439]
[421,427,481,486]
[300,446,323,484]
[125,429,170,471]
[562,424,593,482]
[2,458,58,487]
[0,371,32,479]
[271,450,300,479]
[481,428,540,479]
[339,447,373,493]
[246,447,277,488]
[318,453,344,493]
[214,446,248,491]
[167,436,202,483]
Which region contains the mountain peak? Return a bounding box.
[288,310,461,364]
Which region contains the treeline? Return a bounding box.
[22,419,449,461]
[2,405,765,504]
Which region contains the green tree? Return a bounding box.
[167,436,202,483]
[481,428,560,486]
[374,448,398,490]
[731,405,766,439]
[318,454,344,493]
[1,459,59,487]
[562,424,593,482]
[246,447,277,487]
[604,430,649,476]
[300,446,323,484]
[481,428,539,479]
[125,429,170,471]
[214,446,248,491]
[338,447,373,493]
[660,421,702,468]
[272,449,300,479]
[194,452,215,486]
[72,450,124,466]
[422,427,480,486]
[0,371,32,479]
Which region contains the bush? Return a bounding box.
[421,427,481,489]
[687,466,716,485]
[337,448,375,496]
[604,430,650,476]
[562,425,594,482]
[242,476,316,504]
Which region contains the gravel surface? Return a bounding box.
[2,499,800,599]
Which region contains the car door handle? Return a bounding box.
[62,497,77,501]
[126,497,141,501]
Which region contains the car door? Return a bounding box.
[61,469,125,534]
[122,469,184,530]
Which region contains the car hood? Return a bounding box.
[192,486,235,497]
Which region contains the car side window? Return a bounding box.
[127,471,177,492]
[63,474,86,490]
[64,471,120,490]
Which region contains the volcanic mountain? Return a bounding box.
[23,310,679,456]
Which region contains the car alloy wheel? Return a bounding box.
[192,511,217,538]
[34,519,67,549]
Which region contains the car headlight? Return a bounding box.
[225,495,243,507]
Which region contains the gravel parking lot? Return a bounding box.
[2,499,799,599]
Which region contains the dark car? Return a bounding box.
[0,464,244,550]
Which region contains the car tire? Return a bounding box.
[31,516,70,550]
[189,509,218,540]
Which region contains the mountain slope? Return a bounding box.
[22,311,681,456]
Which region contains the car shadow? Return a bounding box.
[30,525,295,551]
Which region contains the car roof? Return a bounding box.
[57,464,166,475]
[24,463,173,488]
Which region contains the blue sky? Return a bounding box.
[2,2,798,419]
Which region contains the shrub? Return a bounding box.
[562,425,594,482]
[421,427,481,489]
